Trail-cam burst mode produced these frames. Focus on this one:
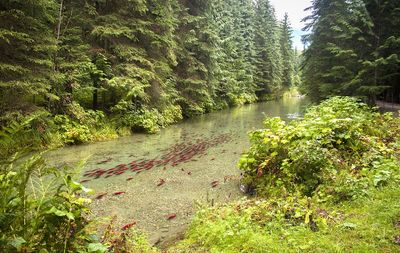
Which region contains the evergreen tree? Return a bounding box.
[360,0,400,102]
[302,0,370,101]
[51,0,96,112]
[0,0,56,114]
[0,0,304,130]
[174,0,216,116]
[279,13,294,88]
[302,0,400,102]
[90,0,179,114]
[254,0,283,99]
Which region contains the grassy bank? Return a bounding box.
[168,97,400,252]
[0,103,184,159]
[0,91,277,159]
[170,183,399,252]
[2,96,398,252]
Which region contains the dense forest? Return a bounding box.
[0,0,295,143]
[1,0,400,252]
[301,0,400,103]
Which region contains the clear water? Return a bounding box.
[46,96,309,246]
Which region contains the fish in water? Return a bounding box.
[126,177,134,181]
[97,158,112,164]
[157,178,166,186]
[211,180,219,188]
[113,191,126,196]
[167,213,177,220]
[121,221,137,231]
[95,193,107,200]
[80,179,90,183]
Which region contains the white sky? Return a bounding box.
[269,0,313,49]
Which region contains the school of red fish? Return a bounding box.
[82,133,234,229]
[82,133,232,181]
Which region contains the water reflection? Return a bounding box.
[46,97,309,246]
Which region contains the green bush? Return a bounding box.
[228,93,258,106]
[54,115,93,144]
[0,110,60,158]
[172,184,400,253]
[239,96,400,201]
[171,96,400,253]
[105,228,160,253]
[0,152,107,253]
[119,105,183,134]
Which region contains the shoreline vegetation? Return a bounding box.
[0,0,298,160]
[1,97,399,252]
[1,0,400,252]
[170,96,400,252]
[0,88,299,160]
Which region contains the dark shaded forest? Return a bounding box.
[0,0,295,131]
[1,1,400,252]
[302,0,400,103]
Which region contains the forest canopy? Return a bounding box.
[301,0,400,103]
[0,0,295,136]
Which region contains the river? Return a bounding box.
[46,96,309,246]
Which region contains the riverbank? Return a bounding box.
[2,96,398,252]
[44,97,309,248]
[0,89,301,160]
[167,97,400,252]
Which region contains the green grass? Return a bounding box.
[170,184,400,253]
[169,97,400,253]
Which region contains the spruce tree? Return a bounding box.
[254,0,282,99]
[0,0,56,114]
[360,0,400,102]
[302,0,369,101]
[173,0,216,116]
[279,13,294,88]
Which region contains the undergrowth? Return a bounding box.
[170,97,400,252]
[0,123,159,252]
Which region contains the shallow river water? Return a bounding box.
[46,96,309,246]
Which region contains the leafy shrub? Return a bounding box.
[118,105,183,134]
[174,196,323,252]
[171,97,400,253]
[172,184,400,253]
[239,97,400,201]
[228,93,258,106]
[120,109,162,133]
[0,152,107,252]
[0,110,59,158]
[54,115,93,144]
[101,222,159,253]
[159,105,183,127]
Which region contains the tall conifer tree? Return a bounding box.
[279,13,294,88]
[254,0,282,99]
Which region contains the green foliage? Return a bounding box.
[253,0,283,98]
[0,0,57,113]
[0,152,108,252]
[239,97,400,201]
[118,105,183,134]
[302,0,400,102]
[0,107,122,156]
[0,0,296,142]
[0,110,58,158]
[106,228,160,253]
[54,115,93,144]
[171,96,400,253]
[279,13,295,88]
[172,184,400,253]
